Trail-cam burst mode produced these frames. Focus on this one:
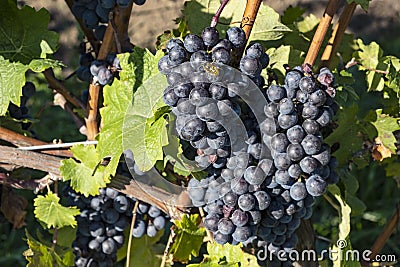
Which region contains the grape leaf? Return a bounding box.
[325,104,365,166]
[354,39,386,92]
[183,0,290,42]
[122,73,169,172]
[170,214,206,262]
[0,0,58,63]
[122,229,164,267]
[370,109,400,153]
[0,56,63,115]
[60,144,109,196]
[328,185,359,267]
[281,6,305,25]
[188,242,259,267]
[347,0,370,10]
[97,48,165,176]
[266,45,305,77]
[24,231,74,267]
[33,192,80,229]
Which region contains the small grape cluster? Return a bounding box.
[89,54,121,85]
[71,0,146,42]
[8,82,36,130]
[65,182,168,266]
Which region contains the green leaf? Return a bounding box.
[188,242,259,267]
[354,39,387,92]
[347,0,370,10]
[117,228,164,267]
[170,214,206,262]
[281,6,305,25]
[60,144,109,196]
[97,48,165,175]
[266,45,305,77]
[33,192,80,229]
[370,109,400,153]
[328,185,358,267]
[0,0,58,63]
[0,57,28,115]
[325,104,364,166]
[183,0,290,42]
[29,58,63,72]
[24,231,74,267]
[328,185,352,240]
[122,71,169,171]
[0,56,63,115]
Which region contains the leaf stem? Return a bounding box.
[51,180,59,250]
[210,0,230,28]
[304,0,343,66]
[126,201,139,267]
[320,2,357,68]
[160,230,175,267]
[361,203,400,266]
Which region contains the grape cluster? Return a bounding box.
[66,178,168,266]
[158,25,339,260]
[72,0,146,41]
[89,54,121,85]
[8,82,36,129]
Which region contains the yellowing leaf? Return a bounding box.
[34,192,80,229]
[372,137,392,161]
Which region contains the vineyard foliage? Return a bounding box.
[0,0,399,266]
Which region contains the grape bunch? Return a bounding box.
[71,0,146,41]
[89,54,121,85]
[159,26,269,172]
[66,173,168,266]
[158,25,339,262]
[8,82,36,130]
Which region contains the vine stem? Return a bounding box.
[210,0,230,27]
[43,69,86,111]
[51,180,59,250]
[0,127,73,157]
[320,2,357,68]
[85,4,134,141]
[54,93,87,136]
[126,201,139,267]
[304,0,343,66]
[0,146,62,177]
[361,203,400,266]
[65,0,100,55]
[160,231,175,267]
[0,173,54,193]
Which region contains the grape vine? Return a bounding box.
[0,0,399,266]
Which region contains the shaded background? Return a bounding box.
[22,0,400,72]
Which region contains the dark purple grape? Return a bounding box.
[184,34,205,53]
[202,27,219,47]
[226,27,246,48]
[306,174,327,196]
